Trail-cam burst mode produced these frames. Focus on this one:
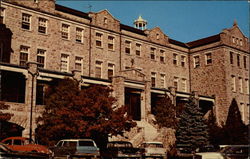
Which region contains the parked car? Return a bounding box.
[194,145,249,159]
[1,137,51,155]
[50,139,100,158]
[101,141,141,159]
[139,141,166,158]
[175,144,193,158]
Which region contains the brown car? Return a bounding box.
[1,137,51,155]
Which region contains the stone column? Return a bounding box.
[112,75,125,108]
[144,80,151,122]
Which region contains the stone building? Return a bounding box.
[0,0,249,146]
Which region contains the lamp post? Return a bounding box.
[27,62,39,143]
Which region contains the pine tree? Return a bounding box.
[154,93,177,129]
[176,95,209,150]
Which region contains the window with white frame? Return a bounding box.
[60,54,69,72]
[230,52,234,64]
[239,77,243,93]
[75,56,83,73]
[61,23,70,39]
[245,79,249,94]
[37,49,46,68]
[173,77,178,90]
[181,78,187,92]
[205,52,212,65]
[194,55,200,68]
[236,38,239,45]
[173,53,178,65]
[108,36,114,50]
[38,17,47,34]
[125,40,131,54]
[22,13,31,30]
[20,45,29,66]
[151,72,156,87]
[136,43,141,56]
[243,56,247,69]
[95,61,102,78]
[0,7,5,23]
[96,32,103,47]
[231,75,236,92]
[240,39,243,46]
[108,63,115,80]
[160,74,165,88]
[150,47,156,60]
[76,27,84,43]
[160,50,165,63]
[237,54,240,67]
[181,55,186,67]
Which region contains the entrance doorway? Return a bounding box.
[125,88,141,121]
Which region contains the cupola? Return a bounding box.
[134,15,147,30]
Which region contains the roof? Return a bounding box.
[186,34,221,49]
[169,38,189,48]
[55,4,91,20]
[120,24,147,36]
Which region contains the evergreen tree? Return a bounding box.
[176,95,209,150]
[154,93,177,129]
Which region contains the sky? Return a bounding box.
[57,0,249,43]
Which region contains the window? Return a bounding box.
[239,77,243,93]
[108,36,114,50]
[230,52,234,64]
[181,78,187,92]
[20,45,29,66]
[38,17,47,34]
[194,56,200,68]
[1,7,5,23]
[95,61,102,78]
[96,32,103,47]
[76,27,84,43]
[160,50,165,63]
[22,13,31,30]
[231,75,236,92]
[237,54,240,67]
[104,17,108,24]
[108,63,115,80]
[232,36,235,43]
[245,79,249,94]
[75,56,83,73]
[173,53,178,65]
[61,23,70,39]
[37,49,46,68]
[60,54,69,72]
[150,47,156,60]
[240,39,243,46]
[151,72,156,87]
[236,38,239,45]
[156,33,160,40]
[181,55,186,67]
[243,56,247,69]
[160,74,165,88]
[125,40,131,54]
[136,43,141,56]
[173,77,178,90]
[205,53,212,65]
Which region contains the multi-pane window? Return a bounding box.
[95,61,102,78]
[160,74,165,88]
[173,53,178,65]
[181,78,187,92]
[136,43,141,56]
[243,56,247,69]
[96,32,103,47]
[174,77,178,90]
[160,50,165,63]
[150,47,156,60]
[61,23,70,39]
[125,40,131,54]
[37,49,46,68]
[239,77,243,93]
[38,17,47,34]
[230,52,234,64]
[60,54,69,72]
[108,63,115,80]
[237,54,240,67]
[245,79,249,94]
[108,36,114,50]
[22,13,31,30]
[181,56,186,67]
[231,75,236,92]
[151,72,156,87]
[76,27,84,43]
[0,7,5,23]
[75,56,83,73]
[194,56,200,68]
[20,46,29,66]
[205,53,212,65]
